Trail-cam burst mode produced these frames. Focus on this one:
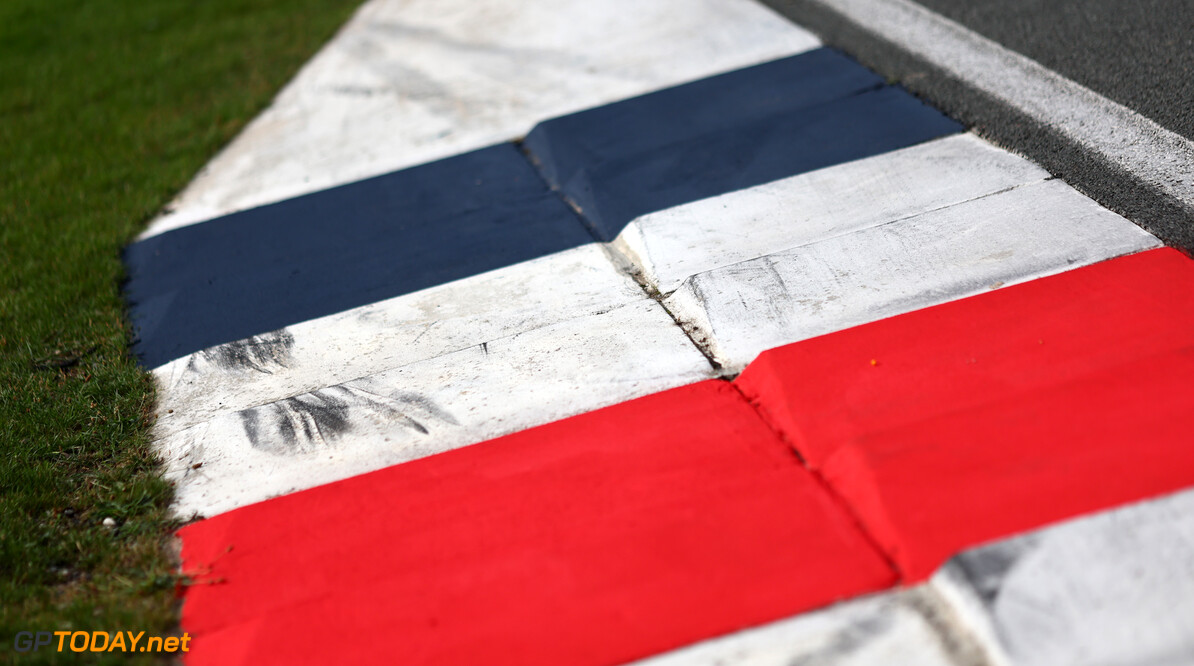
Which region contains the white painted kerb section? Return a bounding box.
[613,133,1048,295]
[623,589,984,666]
[663,180,1160,373]
[140,0,819,238]
[161,299,713,517]
[151,245,643,439]
[934,488,1194,666]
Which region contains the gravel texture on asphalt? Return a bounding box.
[912,0,1194,142]
[761,0,1194,252]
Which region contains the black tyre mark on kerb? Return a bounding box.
[188,329,295,374]
[952,536,1040,607]
[786,605,895,665]
[238,386,457,454]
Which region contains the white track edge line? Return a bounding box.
[806,0,1194,211]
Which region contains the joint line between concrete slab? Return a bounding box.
[600,243,727,377]
[727,381,906,584]
[515,139,610,244]
[513,139,727,376]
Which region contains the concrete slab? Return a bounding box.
[151,244,642,440]
[125,144,592,368]
[177,380,895,666]
[613,133,1048,294]
[624,589,981,666]
[819,344,1194,581]
[734,248,1194,470]
[936,488,1194,666]
[525,54,962,240]
[731,248,1194,581]
[159,299,713,517]
[141,0,820,238]
[664,179,1159,372]
[525,48,884,190]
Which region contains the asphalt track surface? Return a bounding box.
[912,0,1194,142]
[762,0,1194,251]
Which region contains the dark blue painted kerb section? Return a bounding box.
[125,48,963,368]
[523,48,963,240]
[124,145,592,368]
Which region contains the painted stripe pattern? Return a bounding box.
[179,382,897,665]
[140,0,822,237]
[124,0,1194,663]
[125,47,960,367]
[137,47,975,518]
[735,248,1194,581]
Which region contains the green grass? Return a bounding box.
[0,1,360,662]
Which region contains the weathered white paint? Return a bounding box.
[149,135,1052,439]
[159,299,713,517]
[934,488,1194,666]
[139,0,819,238]
[664,179,1160,373]
[151,245,642,439]
[799,0,1194,221]
[624,589,986,666]
[613,133,1048,294]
